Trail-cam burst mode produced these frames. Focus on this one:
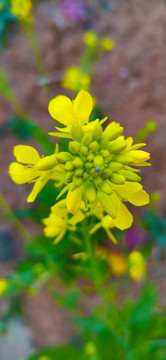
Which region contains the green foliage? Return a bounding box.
[0,0,17,50]
[27,344,81,360]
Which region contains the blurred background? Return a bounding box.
[0,0,166,359]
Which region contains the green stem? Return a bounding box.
[23,20,52,98]
[82,218,108,304]
[0,193,32,242]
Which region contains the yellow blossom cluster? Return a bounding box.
[10,0,33,22]
[83,30,114,51]
[9,90,150,243]
[61,66,91,92]
[97,247,146,281]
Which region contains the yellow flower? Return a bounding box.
[10,0,32,22]
[48,90,101,137]
[61,66,91,92]
[128,251,146,280]
[97,247,127,276]
[43,199,84,244]
[0,279,8,295]
[83,30,98,47]
[51,96,150,226]
[8,145,62,202]
[100,37,115,51]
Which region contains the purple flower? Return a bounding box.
[62,0,87,22]
[125,227,148,250]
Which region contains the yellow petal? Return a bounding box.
[73,90,93,125]
[102,215,114,229]
[68,210,84,225]
[13,145,40,164]
[9,162,37,184]
[128,150,150,164]
[66,186,83,214]
[128,189,150,206]
[48,95,74,126]
[112,182,142,200]
[113,203,133,230]
[44,225,62,237]
[27,175,48,202]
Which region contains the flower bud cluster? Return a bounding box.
[54,121,150,215]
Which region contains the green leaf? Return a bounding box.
[27,344,81,360]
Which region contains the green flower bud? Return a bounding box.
[56,152,72,164]
[102,168,112,178]
[87,153,94,161]
[108,161,123,171]
[69,141,80,154]
[80,146,88,156]
[85,162,93,170]
[100,149,110,157]
[98,191,117,218]
[108,139,127,153]
[110,173,125,184]
[73,175,83,186]
[71,123,84,141]
[90,168,99,178]
[73,157,84,168]
[65,172,74,183]
[75,168,84,176]
[36,155,58,170]
[82,133,93,146]
[99,180,112,195]
[89,141,99,153]
[105,123,123,141]
[84,181,97,203]
[83,172,89,180]
[94,155,104,167]
[64,161,74,172]
[113,154,135,164]
[119,169,142,182]
[93,123,103,140]
[100,136,109,149]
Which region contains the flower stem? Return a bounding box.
[82,218,108,304]
[0,193,32,242]
[23,20,52,98]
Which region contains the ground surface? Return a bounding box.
[0,0,166,354]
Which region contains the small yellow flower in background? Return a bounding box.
[83,30,98,47]
[128,251,146,281]
[0,279,8,295]
[84,342,98,356]
[8,145,62,202]
[61,66,91,92]
[97,247,127,276]
[10,0,33,22]
[100,37,115,51]
[83,30,114,53]
[43,199,84,244]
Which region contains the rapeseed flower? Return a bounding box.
[9,90,150,234]
[0,279,8,295]
[10,0,33,22]
[96,247,127,275]
[43,199,84,243]
[128,250,146,280]
[61,66,91,92]
[49,90,150,228]
[8,145,63,202]
[48,90,101,137]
